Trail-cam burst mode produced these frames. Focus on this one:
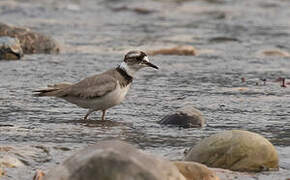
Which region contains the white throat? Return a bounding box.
[119,62,139,77]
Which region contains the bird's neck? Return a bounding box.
[118,62,138,77]
[116,63,133,84]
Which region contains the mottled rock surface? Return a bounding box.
[173,161,220,180]
[159,105,206,128]
[184,130,279,172]
[44,140,186,180]
[0,23,60,54]
[0,36,23,60]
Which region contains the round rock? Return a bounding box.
[0,36,23,60]
[159,105,206,128]
[44,140,186,180]
[184,130,279,172]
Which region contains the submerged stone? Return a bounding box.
[159,105,206,128]
[184,130,279,172]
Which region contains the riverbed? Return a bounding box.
[1,0,290,179]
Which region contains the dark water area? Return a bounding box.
[1,0,290,179]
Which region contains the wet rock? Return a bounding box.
[148,45,196,56]
[159,105,206,128]
[0,36,23,60]
[258,49,290,57]
[0,23,60,54]
[44,140,186,180]
[173,161,220,180]
[184,130,279,172]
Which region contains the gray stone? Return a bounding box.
[184,130,279,172]
[0,36,23,60]
[159,105,206,128]
[44,140,186,180]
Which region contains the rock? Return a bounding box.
[148,45,196,56]
[44,140,186,180]
[0,23,60,54]
[258,49,290,57]
[184,130,279,172]
[159,105,206,128]
[173,161,220,180]
[0,36,23,60]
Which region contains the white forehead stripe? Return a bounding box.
[143,56,149,62]
[127,52,141,58]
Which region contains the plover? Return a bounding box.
[34,50,159,120]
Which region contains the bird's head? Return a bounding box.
[119,50,159,76]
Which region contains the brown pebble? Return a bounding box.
[148,45,197,56]
[262,49,290,57]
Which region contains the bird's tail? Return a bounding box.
[33,82,72,97]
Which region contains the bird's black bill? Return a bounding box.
[144,61,159,69]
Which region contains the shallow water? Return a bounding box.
[1,0,290,179]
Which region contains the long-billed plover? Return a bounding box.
[34,50,159,120]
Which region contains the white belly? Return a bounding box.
[63,83,130,110]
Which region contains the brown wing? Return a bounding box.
[57,72,117,99]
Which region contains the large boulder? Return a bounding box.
[159,105,206,128]
[173,161,220,180]
[44,140,186,180]
[0,23,60,54]
[184,130,279,172]
[0,36,23,60]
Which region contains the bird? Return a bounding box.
[33,50,159,121]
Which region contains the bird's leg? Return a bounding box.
[83,109,94,120]
[101,110,106,121]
